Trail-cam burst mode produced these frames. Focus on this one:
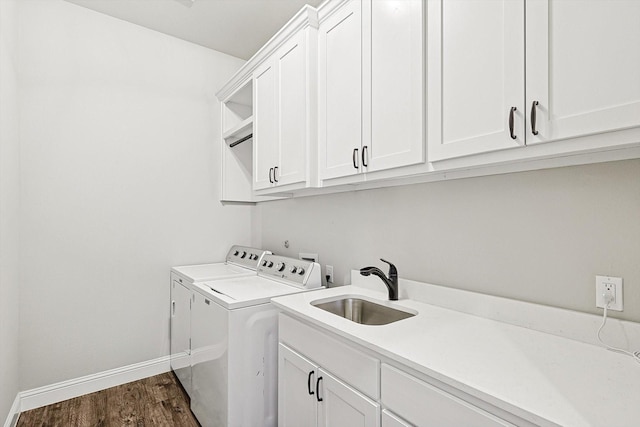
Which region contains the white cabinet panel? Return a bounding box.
[428,0,525,161]
[254,62,278,190]
[368,0,424,172]
[318,369,380,427]
[526,0,640,143]
[279,313,380,400]
[190,293,229,427]
[278,344,318,427]
[319,0,363,180]
[381,364,513,427]
[382,410,412,427]
[277,33,308,186]
[170,279,192,397]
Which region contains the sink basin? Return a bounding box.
[311,297,415,325]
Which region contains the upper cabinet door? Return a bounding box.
[427,0,525,161]
[254,61,278,190]
[526,0,640,144]
[367,0,424,173]
[318,0,363,181]
[277,32,308,187]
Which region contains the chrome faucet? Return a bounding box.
[360,258,398,301]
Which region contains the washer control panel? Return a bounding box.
[257,254,322,289]
[225,245,270,270]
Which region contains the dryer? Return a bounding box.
[190,253,322,427]
[170,245,270,398]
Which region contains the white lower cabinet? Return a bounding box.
[279,344,380,427]
[278,313,528,427]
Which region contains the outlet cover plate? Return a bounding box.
[326,265,334,283]
[595,275,623,311]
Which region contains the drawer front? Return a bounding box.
[279,313,380,399]
[381,364,514,427]
[382,410,412,427]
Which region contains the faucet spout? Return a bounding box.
[359,259,398,300]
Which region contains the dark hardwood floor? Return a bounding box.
[17,372,200,427]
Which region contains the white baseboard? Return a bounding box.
[17,355,171,413]
[3,395,20,427]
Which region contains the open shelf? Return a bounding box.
[223,116,253,141]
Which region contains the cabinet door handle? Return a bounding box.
[273,166,278,183]
[530,101,539,135]
[352,148,359,169]
[268,167,273,184]
[509,107,517,140]
[307,370,315,395]
[361,146,368,167]
[171,301,175,316]
[315,376,323,402]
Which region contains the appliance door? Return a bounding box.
[191,290,229,427]
[170,279,192,396]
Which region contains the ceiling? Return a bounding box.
[65,0,324,60]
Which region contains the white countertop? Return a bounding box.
[271,283,640,427]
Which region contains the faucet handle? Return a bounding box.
[379,258,397,277]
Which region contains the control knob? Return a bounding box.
[297,267,305,275]
[276,262,285,272]
[289,266,297,274]
[262,260,268,267]
[267,261,274,268]
[233,250,239,256]
[240,251,247,259]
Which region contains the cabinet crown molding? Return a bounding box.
[216,4,319,101]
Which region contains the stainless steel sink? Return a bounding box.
[311,297,415,325]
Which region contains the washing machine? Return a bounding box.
[170,245,270,398]
[190,253,322,427]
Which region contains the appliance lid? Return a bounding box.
[196,276,313,309]
[171,262,252,283]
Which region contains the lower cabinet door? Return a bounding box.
[317,368,381,427]
[382,410,412,427]
[278,344,319,427]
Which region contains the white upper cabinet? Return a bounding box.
[253,10,318,193]
[427,0,525,161]
[318,0,424,184]
[220,0,640,200]
[254,61,279,190]
[526,0,640,144]
[428,0,640,162]
[278,33,310,187]
[318,0,363,181]
[368,0,424,173]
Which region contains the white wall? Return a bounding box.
[259,160,640,322]
[0,0,21,420]
[18,0,254,390]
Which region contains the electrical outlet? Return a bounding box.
[326,265,334,284]
[595,275,623,311]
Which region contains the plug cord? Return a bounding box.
[597,301,640,365]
